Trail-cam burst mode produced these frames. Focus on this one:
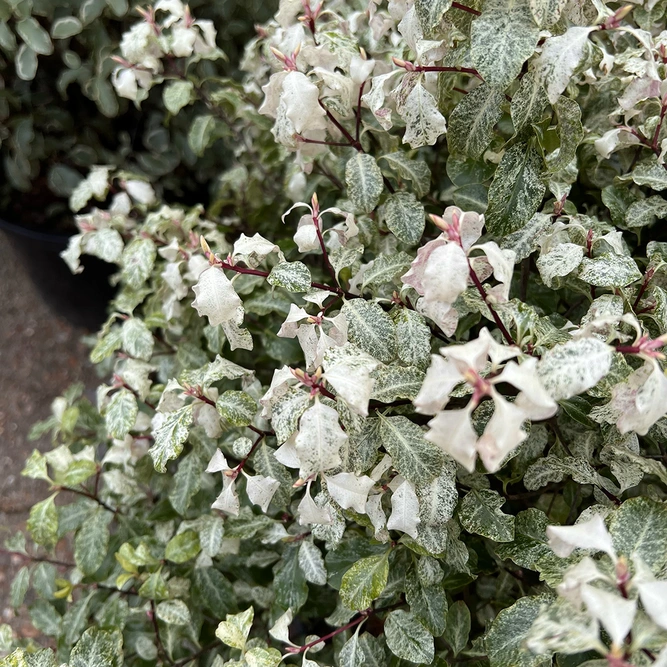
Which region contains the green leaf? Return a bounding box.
[137,572,169,600]
[169,451,204,515]
[121,238,156,290]
[163,80,193,115]
[414,0,453,35]
[10,567,30,609]
[121,318,153,361]
[511,72,550,136]
[384,609,434,664]
[609,497,667,575]
[75,508,112,575]
[339,551,390,610]
[346,154,384,214]
[494,508,551,570]
[15,44,38,81]
[578,253,642,287]
[406,569,447,636]
[362,252,413,291]
[378,153,431,198]
[156,600,191,626]
[216,390,257,427]
[63,592,94,645]
[28,494,59,548]
[70,628,123,667]
[215,607,254,650]
[444,601,471,656]
[16,18,53,55]
[30,600,62,637]
[378,415,443,485]
[448,84,505,159]
[485,142,546,235]
[342,299,397,363]
[267,261,312,292]
[105,388,138,440]
[199,515,225,557]
[165,530,200,563]
[51,16,82,39]
[193,567,235,618]
[523,455,598,491]
[470,0,539,90]
[458,489,515,542]
[485,596,553,667]
[382,192,425,245]
[189,115,217,157]
[149,405,194,473]
[548,96,583,173]
[274,546,309,611]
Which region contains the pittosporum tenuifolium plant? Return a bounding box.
[3,0,667,665]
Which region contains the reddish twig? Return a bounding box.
[467,264,516,346]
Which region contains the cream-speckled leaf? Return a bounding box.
[383,192,425,245]
[362,252,413,290]
[271,387,312,444]
[399,81,448,149]
[70,628,123,667]
[156,600,191,626]
[295,401,347,476]
[609,497,667,574]
[578,253,642,287]
[325,472,375,513]
[379,153,432,198]
[27,494,58,548]
[342,299,397,363]
[534,27,593,104]
[486,596,553,667]
[149,405,194,472]
[121,318,153,361]
[470,0,539,90]
[536,243,584,287]
[417,465,458,528]
[216,391,257,427]
[625,196,667,228]
[371,365,425,403]
[494,508,551,569]
[415,0,453,35]
[632,158,667,191]
[340,551,390,610]
[459,489,515,542]
[485,142,546,236]
[448,84,505,159]
[121,238,156,290]
[378,414,443,484]
[346,154,384,214]
[105,388,137,440]
[268,261,312,292]
[163,80,193,115]
[215,607,254,650]
[387,480,421,538]
[392,308,431,368]
[538,337,613,400]
[299,540,327,585]
[74,508,112,575]
[511,72,550,135]
[384,610,434,664]
[549,96,583,174]
[523,455,599,490]
[529,0,567,25]
[502,213,552,262]
[192,267,242,327]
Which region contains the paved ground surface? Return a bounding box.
[0,231,100,639]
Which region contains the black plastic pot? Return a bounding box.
[0,217,116,330]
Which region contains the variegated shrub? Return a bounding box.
[4,0,667,665]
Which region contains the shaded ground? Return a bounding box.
[0,232,100,637]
